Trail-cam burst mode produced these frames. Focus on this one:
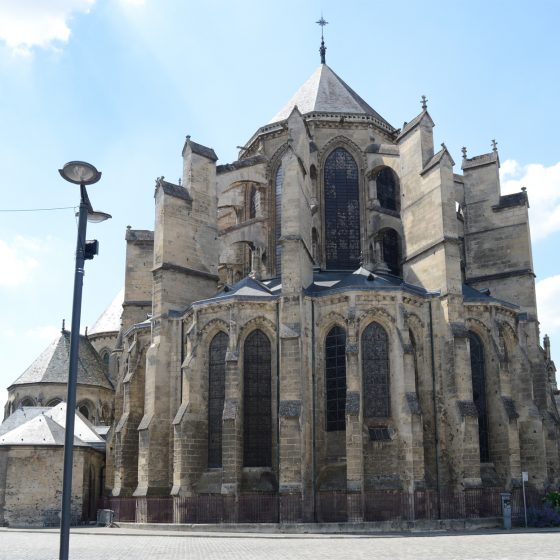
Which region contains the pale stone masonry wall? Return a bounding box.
[0,446,103,527]
[105,64,560,518]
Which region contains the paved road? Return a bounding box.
[1,527,559,560]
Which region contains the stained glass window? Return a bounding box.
[469,332,489,462]
[208,331,228,468]
[376,167,399,211]
[325,325,347,431]
[362,322,390,418]
[324,148,360,270]
[243,330,272,467]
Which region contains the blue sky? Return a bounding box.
[1,0,559,407]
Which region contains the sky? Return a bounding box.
[1,0,559,409]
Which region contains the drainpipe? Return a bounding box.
[311,298,317,522]
[428,298,442,518]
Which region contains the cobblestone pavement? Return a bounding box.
[1,527,559,560]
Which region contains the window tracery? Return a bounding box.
[362,322,390,418]
[325,325,347,431]
[324,148,360,270]
[208,331,228,468]
[243,329,272,467]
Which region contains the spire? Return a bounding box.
[316,16,328,64]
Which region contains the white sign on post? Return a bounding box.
[522,471,528,482]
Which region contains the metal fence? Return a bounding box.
[99,487,546,525]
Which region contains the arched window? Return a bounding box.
[20,397,35,407]
[78,405,90,419]
[325,325,347,431]
[275,165,284,276]
[380,229,402,277]
[362,322,390,418]
[46,398,62,407]
[376,167,399,211]
[469,332,489,462]
[243,330,272,467]
[324,148,361,270]
[208,331,228,468]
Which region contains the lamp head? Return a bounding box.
[59,161,102,185]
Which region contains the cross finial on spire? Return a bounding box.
[316,16,328,64]
[491,139,498,153]
[421,95,428,110]
[462,146,467,159]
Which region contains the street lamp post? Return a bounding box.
[58,161,110,560]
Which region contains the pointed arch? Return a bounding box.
[325,325,347,431]
[323,147,361,269]
[208,331,228,468]
[243,329,272,467]
[362,322,390,418]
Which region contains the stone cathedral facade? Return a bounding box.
[105,56,560,517]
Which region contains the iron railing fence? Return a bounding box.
[99,487,547,525]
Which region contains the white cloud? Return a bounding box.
[0,236,41,287]
[0,0,96,55]
[500,159,560,241]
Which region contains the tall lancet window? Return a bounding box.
[362,322,390,418]
[324,148,361,270]
[208,331,228,468]
[243,329,272,467]
[325,325,347,432]
[275,165,284,276]
[469,332,489,462]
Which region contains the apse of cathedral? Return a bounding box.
[7,29,558,521]
[103,26,560,506]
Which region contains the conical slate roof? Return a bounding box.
[269,64,394,130]
[0,403,104,448]
[88,288,124,335]
[9,330,113,390]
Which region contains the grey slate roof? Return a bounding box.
[269,64,394,130]
[0,403,104,449]
[9,330,113,390]
[462,284,518,309]
[88,288,123,335]
[182,138,218,161]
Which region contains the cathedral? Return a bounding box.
[3,38,560,524]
